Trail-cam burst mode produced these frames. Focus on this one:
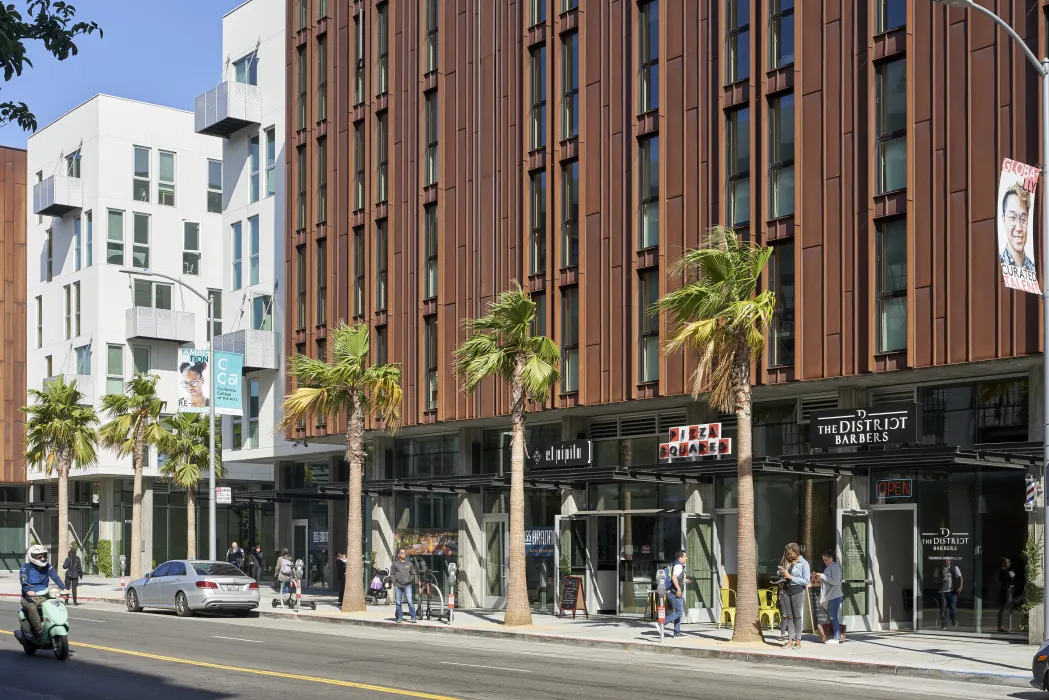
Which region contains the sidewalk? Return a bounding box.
[0,572,1034,688]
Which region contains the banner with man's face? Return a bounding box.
[997,158,1041,294]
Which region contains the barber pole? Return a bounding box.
[1027,475,1039,512]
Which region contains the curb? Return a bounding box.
[0,592,125,605]
[255,610,1033,688]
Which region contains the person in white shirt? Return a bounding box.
[662,550,690,638]
[818,550,843,643]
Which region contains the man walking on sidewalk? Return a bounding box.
[335,553,347,606]
[939,558,963,629]
[61,546,83,606]
[662,550,690,638]
[226,541,245,572]
[391,549,417,624]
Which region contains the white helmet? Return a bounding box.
[27,544,48,568]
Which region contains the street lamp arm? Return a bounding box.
[965,1,1046,76]
[119,268,209,305]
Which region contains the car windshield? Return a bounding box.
[193,562,245,577]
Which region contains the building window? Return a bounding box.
[424,315,438,410]
[425,0,438,73]
[252,295,273,331]
[377,3,389,94]
[106,345,124,396]
[530,45,547,150]
[639,270,659,383]
[75,344,91,375]
[132,213,150,269]
[377,112,388,203]
[133,280,172,310]
[247,379,260,449]
[296,146,306,230]
[317,138,327,223]
[876,217,907,353]
[158,151,175,206]
[563,0,578,8]
[132,345,149,375]
[296,46,306,130]
[63,153,80,180]
[317,0,327,19]
[207,159,222,213]
[726,0,749,84]
[353,124,364,211]
[354,14,364,105]
[44,355,51,379]
[208,289,223,338]
[248,134,260,203]
[562,32,579,139]
[298,0,307,30]
[354,228,365,317]
[73,217,82,271]
[876,57,906,194]
[232,222,243,290]
[639,135,659,249]
[639,0,659,113]
[562,160,579,267]
[921,379,1029,447]
[35,296,41,349]
[85,211,92,267]
[63,285,70,339]
[248,216,260,285]
[531,292,546,337]
[424,204,438,300]
[34,171,41,225]
[296,246,306,328]
[878,0,906,33]
[234,53,258,85]
[317,35,328,122]
[769,93,794,219]
[530,171,547,275]
[106,210,124,266]
[133,147,150,202]
[425,92,438,186]
[529,0,546,26]
[183,222,200,276]
[726,107,751,227]
[73,281,81,337]
[265,126,276,197]
[562,286,579,392]
[769,0,794,69]
[768,242,794,366]
[231,419,242,451]
[316,239,327,325]
[376,220,388,311]
[45,229,52,281]
[375,326,388,366]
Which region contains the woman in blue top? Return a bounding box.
[776,542,810,649]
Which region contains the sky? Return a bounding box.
[0,0,245,148]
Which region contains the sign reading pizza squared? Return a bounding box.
[658,423,733,461]
[808,403,920,449]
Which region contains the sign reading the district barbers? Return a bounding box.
[808,403,920,449]
[529,440,592,469]
[658,423,732,461]
[998,158,1041,294]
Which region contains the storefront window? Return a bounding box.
[395,435,460,479]
[593,435,661,467]
[481,423,561,475]
[921,378,1028,448]
[753,401,807,457]
[394,492,459,595]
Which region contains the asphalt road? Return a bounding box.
[0,599,1037,700]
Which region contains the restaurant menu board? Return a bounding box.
[559,575,588,619]
[658,423,733,461]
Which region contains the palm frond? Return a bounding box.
[362,363,404,431]
[158,413,224,489]
[22,376,99,477]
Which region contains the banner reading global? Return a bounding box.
[997,158,1041,294]
[177,348,243,416]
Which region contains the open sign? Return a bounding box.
[876,478,913,499]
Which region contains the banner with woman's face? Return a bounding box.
[997,158,1041,295]
[177,348,209,412]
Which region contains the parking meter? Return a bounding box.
[294,558,305,581]
[656,567,667,640]
[119,554,127,576]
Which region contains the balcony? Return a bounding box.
[126,307,195,343]
[43,374,94,405]
[194,81,262,137]
[32,175,82,217]
[214,328,280,371]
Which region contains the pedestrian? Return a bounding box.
[390,548,417,623]
[777,542,810,649]
[335,553,347,606]
[817,550,843,644]
[776,546,791,641]
[998,557,1016,632]
[249,545,265,583]
[661,550,690,639]
[61,545,83,606]
[274,548,294,607]
[226,541,246,571]
[938,558,963,629]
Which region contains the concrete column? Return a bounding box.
[457,493,484,608]
[835,474,867,511]
[1030,364,1044,444]
[371,495,395,571]
[141,480,154,570]
[561,488,586,515]
[685,481,714,514]
[459,427,484,475]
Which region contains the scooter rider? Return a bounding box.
[20,545,65,637]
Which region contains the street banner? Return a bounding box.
[997,158,1041,294]
[177,348,243,416]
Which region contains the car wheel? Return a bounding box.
[174,591,194,618]
[1043,669,1048,692]
[126,588,142,613]
[52,635,69,661]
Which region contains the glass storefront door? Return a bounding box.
[684,514,716,622]
[837,509,870,631]
[870,505,917,630]
[484,515,508,608]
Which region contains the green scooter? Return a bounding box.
[14,586,70,660]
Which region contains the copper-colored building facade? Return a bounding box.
[286,0,1046,437]
[0,146,27,483]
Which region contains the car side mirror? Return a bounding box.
[144,572,152,579]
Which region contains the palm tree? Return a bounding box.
[100,374,166,580]
[455,283,560,626]
[656,226,776,643]
[279,323,402,612]
[157,413,224,560]
[22,377,99,578]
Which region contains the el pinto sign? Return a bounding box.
[808,403,920,449]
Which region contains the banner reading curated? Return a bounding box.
[177,348,243,416]
[997,158,1041,294]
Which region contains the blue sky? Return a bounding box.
[0,0,244,148]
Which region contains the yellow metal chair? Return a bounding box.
[759,587,781,630]
[717,588,737,629]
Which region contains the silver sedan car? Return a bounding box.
[125,560,260,617]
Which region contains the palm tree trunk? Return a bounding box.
[186,487,197,560]
[505,354,532,626]
[130,427,144,579]
[57,453,70,581]
[342,398,366,612]
[731,349,762,642]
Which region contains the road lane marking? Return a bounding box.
[71,618,105,623]
[0,630,460,699]
[212,635,263,643]
[440,661,532,674]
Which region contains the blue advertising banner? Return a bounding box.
[525,527,555,557]
[214,351,243,417]
[177,348,242,416]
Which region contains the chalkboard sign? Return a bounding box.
[806,586,847,642]
[559,575,588,619]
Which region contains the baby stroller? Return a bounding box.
[366,568,391,605]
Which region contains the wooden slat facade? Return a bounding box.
[0,146,26,481]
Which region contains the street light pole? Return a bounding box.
[933,0,1049,639]
[120,268,218,561]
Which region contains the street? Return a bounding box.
[0,599,1036,700]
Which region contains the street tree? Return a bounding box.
[0,1,102,131]
[158,412,224,560]
[100,374,166,579]
[454,283,560,626]
[22,376,98,577]
[279,323,402,612]
[656,226,776,643]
